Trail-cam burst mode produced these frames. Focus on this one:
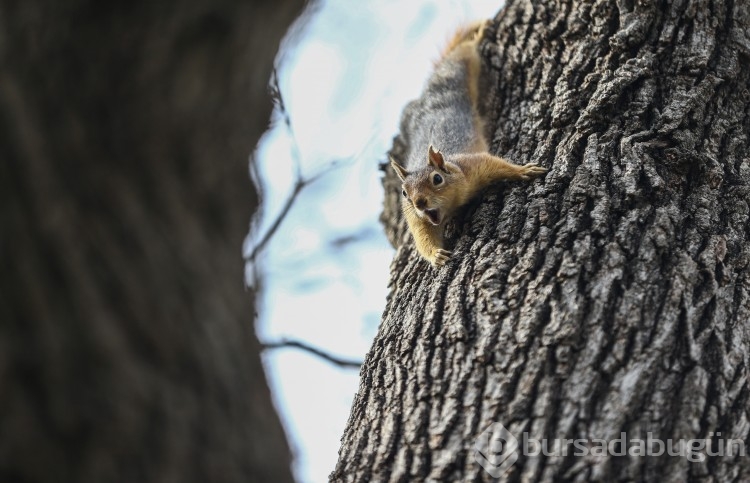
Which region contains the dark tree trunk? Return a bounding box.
[1,1,302,482]
[334,0,750,481]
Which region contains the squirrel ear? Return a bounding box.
[390,157,409,182]
[428,145,446,171]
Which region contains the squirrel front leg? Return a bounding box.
[462,153,548,185]
[404,208,451,266]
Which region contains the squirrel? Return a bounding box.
[390,21,547,266]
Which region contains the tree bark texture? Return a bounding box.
[1,1,302,482]
[335,0,750,481]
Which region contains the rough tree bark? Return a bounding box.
[1,1,303,482]
[334,0,750,481]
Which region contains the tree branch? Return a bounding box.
[247,69,345,263]
[262,338,363,369]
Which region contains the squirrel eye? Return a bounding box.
[402,189,407,198]
[433,173,443,185]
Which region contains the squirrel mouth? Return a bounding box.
[424,208,441,226]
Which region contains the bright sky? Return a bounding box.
[247,1,501,481]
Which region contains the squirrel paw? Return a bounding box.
[433,249,452,266]
[520,164,549,181]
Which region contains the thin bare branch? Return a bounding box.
[245,158,344,263]
[262,338,363,369]
[248,69,347,263]
[247,179,304,262]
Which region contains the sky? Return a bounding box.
[246,1,502,481]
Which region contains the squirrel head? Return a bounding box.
[391,145,467,226]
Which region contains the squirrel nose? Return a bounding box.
[415,198,427,210]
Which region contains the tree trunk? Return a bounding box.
[1,1,302,482]
[334,0,750,481]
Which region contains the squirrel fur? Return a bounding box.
[391,21,547,266]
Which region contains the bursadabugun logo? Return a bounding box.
[475,422,746,478]
[474,422,519,478]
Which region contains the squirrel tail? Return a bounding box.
[435,20,488,108]
[438,20,487,62]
